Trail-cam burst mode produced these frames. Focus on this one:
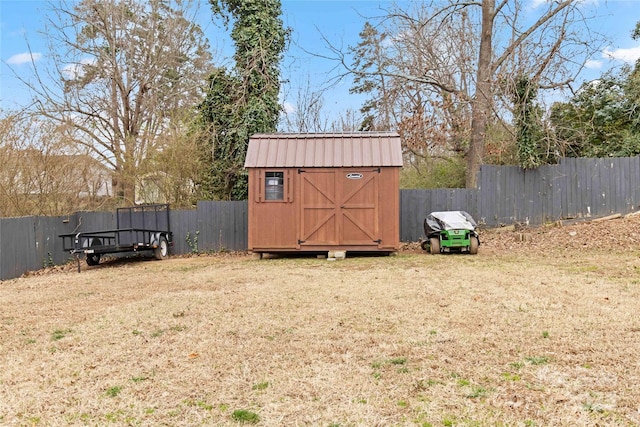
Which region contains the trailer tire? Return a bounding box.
[469,236,479,255]
[429,237,440,254]
[86,254,100,266]
[154,236,169,260]
[86,238,102,266]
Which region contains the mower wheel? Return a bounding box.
[429,237,440,254]
[420,240,429,251]
[469,236,479,255]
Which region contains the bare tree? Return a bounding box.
[346,0,604,187]
[17,0,213,203]
[140,110,207,207]
[279,76,331,132]
[0,109,112,216]
[329,108,366,132]
[0,111,27,216]
[278,73,367,133]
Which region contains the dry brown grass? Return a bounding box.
[2,221,640,426]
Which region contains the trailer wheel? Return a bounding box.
[86,238,102,266]
[154,236,169,260]
[86,254,100,266]
[429,237,440,254]
[469,236,479,255]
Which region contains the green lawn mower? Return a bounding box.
[420,211,480,255]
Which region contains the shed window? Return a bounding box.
[265,171,284,200]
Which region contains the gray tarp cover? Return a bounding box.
[425,211,477,232]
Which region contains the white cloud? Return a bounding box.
[585,59,603,69]
[7,52,41,65]
[62,58,96,79]
[530,0,597,9]
[602,45,640,63]
[282,101,295,115]
[529,0,600,10]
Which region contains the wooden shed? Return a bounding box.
[244,132,403,256]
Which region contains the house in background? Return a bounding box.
[0,148,113,216]
[244,132,403,257]
[135,172,168,205]
[0,149,112,198]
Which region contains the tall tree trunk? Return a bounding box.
[466,0,494,188]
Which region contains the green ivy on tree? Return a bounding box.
[511,76,548,169]
[197,0,289,200]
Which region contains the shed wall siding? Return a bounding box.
[248,167,400,252]
[248,168,298,250]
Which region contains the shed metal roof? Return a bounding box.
[244,132,403,168]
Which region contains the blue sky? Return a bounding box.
[1,0,640,115]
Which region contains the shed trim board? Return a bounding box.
[245,132,402,254]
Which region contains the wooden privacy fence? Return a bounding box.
[477,157,640,226]
[1,156,639,280]
[400,157,640,241]
[0,201,248,281]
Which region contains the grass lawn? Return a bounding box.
[1,241,640,426]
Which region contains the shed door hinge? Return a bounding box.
[298,239,306,244]
[373,239,382,244]
[298,168,306,174]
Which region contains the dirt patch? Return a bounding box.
[481,212,640,252]
[401,211,640,254]
[1,214,640,426]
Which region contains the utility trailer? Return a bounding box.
[60,204,173,268]
[420,211,480,255]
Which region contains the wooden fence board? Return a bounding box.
[2,156,640,281]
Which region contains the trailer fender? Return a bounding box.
[150,232,162,248]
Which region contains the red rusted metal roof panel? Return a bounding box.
[244,132,403,168]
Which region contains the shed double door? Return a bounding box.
[299,169,380,247]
